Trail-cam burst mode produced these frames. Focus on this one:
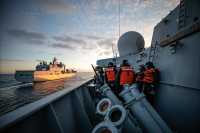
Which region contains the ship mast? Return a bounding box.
[112,0,121,65]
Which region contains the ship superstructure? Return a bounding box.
[97,0,200,132]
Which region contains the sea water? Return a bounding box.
[0,72,93,116]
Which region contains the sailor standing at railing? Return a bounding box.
[115,60,136,95]
[94,66,104,86]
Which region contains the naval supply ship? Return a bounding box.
[15,58,76,82]
[0,0,199,133]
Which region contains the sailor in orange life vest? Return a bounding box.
[94,66,104,86]
[143,61,160,104]
[136,65,145,92]
[105,62,117,91]
[115,60,136,94]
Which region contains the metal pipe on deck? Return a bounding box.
[105,105,127,130]
[119,84,172,133]
[99,84,122,105]
[92,121,119,133]
[96,98,112,116]
[93,105,127,133]
[98,84,142,133]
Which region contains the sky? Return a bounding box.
[0,0,179,74]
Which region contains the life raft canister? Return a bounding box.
[143,68,155,83]
[120,66,135,85]
[105,67,115,82]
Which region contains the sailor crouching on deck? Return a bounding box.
[105,62,117,93]
[143,61,160,104]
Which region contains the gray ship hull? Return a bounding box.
[15,71,34,83]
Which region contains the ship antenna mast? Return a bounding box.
[118,0,121,38]
[111,0,120,64]
[112,0,121,64]
[112,42,115,59]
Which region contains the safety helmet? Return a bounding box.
[145,61,154,68]
[122,59,129,66]
[139,65,145,71]
[108,62,114,67]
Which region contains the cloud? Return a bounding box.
[52,35,98,51]
[7,29,45,39]
[50,43,75,50]
[37,0,77,14]
[0,58,25,62]
[98,51,112,56]
[7,29,46,44]
[97,38,115,49]
[95,38,117,58]
[53,35,86,45]
[81,43,97,50]
[77,34,103,40]
[0,58,36,63]
[85,35,102,40]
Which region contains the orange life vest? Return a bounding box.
[143,68,155,83]
[120,66,135,85]
[105,67,115,82]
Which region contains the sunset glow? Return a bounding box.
[0,0,179,73]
